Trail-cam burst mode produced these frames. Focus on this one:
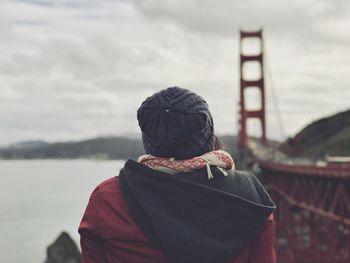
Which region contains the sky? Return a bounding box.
[0,0,349,145]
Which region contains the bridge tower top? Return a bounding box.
[238,29,267,148]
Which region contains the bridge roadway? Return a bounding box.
[261,161,350,178]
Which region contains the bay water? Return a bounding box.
[0,160,125,263]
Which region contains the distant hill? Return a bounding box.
[8,140,48,149]
[0,137,145,160]
[280,109,350,159]
[0,135,239,160]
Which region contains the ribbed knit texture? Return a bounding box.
[137,87,215,160]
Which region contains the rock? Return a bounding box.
[44,232,81,263]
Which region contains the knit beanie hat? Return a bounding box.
[137,87,215,160]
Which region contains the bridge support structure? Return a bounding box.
[238,29,267,148]
[260,162,350,262]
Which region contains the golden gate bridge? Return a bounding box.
[237,29,350,262]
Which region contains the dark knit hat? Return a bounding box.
[137,87,215,160]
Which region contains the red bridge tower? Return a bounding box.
[238,29,267,147]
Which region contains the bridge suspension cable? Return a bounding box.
[264,47,287,140]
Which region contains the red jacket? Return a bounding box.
[79,176,276,263]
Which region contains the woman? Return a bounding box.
[79,87,276,263]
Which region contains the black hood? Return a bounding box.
[119,159,275,263]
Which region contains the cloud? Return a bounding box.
[0,0,349,145]
[133,0,350,43]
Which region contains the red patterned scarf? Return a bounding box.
[138,150,235,179]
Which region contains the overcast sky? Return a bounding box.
[0,0,349,145]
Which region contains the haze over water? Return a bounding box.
[0,160,124,263]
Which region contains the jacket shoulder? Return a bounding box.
[89,176,121,200]
[84,176,146,238]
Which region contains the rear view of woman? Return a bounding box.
[79,87,276,263]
